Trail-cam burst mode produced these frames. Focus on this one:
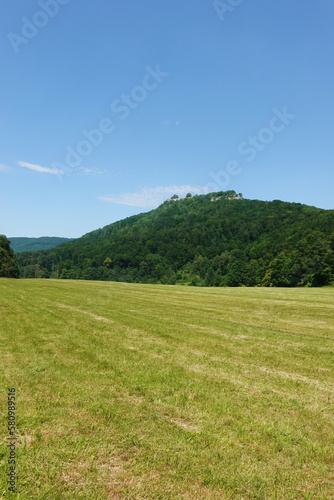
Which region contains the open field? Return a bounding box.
[1,279,334,499]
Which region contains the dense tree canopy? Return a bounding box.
[16,192,334,287]
[0,235,20,278]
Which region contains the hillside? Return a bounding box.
[9,236,73,254]
[17,191,334,287]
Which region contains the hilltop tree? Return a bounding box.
[0,235,20,278]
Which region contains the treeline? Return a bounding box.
[0,235,20,278]
[16,192,334,287]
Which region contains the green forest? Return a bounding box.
[12,191,334,287]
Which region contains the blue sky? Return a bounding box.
[1,0,333,238]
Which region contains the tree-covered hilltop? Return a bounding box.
[16,191,334,287]
[9,237,73,254]
[0,235,20,278]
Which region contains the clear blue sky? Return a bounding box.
[1,0,333,238]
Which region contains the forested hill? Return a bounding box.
[17,191,334,287]
[9,237,73,254]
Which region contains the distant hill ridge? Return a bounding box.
[10,237,73,254]
[16,191,334,287]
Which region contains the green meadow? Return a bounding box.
[1,279,334,499]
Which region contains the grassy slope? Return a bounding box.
[0,280,333,499]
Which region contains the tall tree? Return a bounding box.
[0,235,20,278]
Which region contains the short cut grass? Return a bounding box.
[1,279,334,498]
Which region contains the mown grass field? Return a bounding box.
[1,279,334,499]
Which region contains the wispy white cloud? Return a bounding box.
[18,161,63,176]
[79,166,103,176]
[0,163,10,173]
[99,184,210,208]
